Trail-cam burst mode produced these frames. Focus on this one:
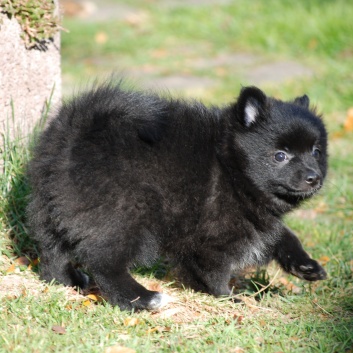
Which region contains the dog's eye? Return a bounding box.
[312,148,321,159]
[274,152,287,162]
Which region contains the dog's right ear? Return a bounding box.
[236,86,267,127]
[293,94,310,109]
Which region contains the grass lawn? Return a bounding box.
[1,0,353,352]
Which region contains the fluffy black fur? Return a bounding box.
[27,83,328,310]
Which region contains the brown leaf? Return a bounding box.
[146,281,162,292]
[279,277,301,294]
[15,256,30,266]
[105,346,136,353]
[52,325,66,335]
[232,314,243,325]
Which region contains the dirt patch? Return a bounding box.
[143,75,215,95]
[0,274,45,298]
[61,0,140,21]
[245,61,313,85]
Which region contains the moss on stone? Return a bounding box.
[0,0,62,49]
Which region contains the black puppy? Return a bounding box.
[27,83,328,310]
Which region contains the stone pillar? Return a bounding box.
[0,1,61,141]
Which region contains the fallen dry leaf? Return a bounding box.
[153,307,181,319]
[146,281,162,292]
[15,257,31,266]
[290,336,300,341]
[278,277,301,294]
[105,346,136,353]
[151,49,168,59]
[319,255,330,265]
[279,277,289,286]
[95,31,108,44]
[52,325,66,335]
[344,108,353,132]
[123,317,141,327]
[86,294,98,301]
[314,201,329,213]
[227,314,243,325]
[82,300,92,307]
[146,326,171,334]
[6,264,15,274]
[331,131,345,140]
[231,347,245,353]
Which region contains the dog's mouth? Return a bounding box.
[273,184,322,202]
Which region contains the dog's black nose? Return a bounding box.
[305,171,321,186]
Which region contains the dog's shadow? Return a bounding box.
[2,140,39,266]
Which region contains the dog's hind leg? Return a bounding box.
[39,246,89,289]
[83,246,171,310]
[93,269,170,310]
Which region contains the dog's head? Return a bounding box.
[229,86,328,210]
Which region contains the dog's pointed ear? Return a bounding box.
[293,94,310,109]
[237,86,267,127]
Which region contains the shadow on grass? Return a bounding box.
[1,133,38,263]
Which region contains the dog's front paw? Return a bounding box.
[290,258,327,281]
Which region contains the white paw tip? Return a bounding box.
[148,293,174,310]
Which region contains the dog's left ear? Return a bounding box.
[237,86,267,127]
[293,94,310,109]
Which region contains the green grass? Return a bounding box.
[1,0,353,352]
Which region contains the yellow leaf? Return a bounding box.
[290,336,300,341]
[105,346,136,353]
[331,131,344,140]
[278,277,289,286]
[95,31,108,44]
[82,300,92,307]
[344,108,353,132]
[151,49,168,59]
[123,317,141,327]
[319,255,330,265]
[146,326,171,334]
[6,264,15,273]
[86,294,98,301]
[259,320,266,327]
